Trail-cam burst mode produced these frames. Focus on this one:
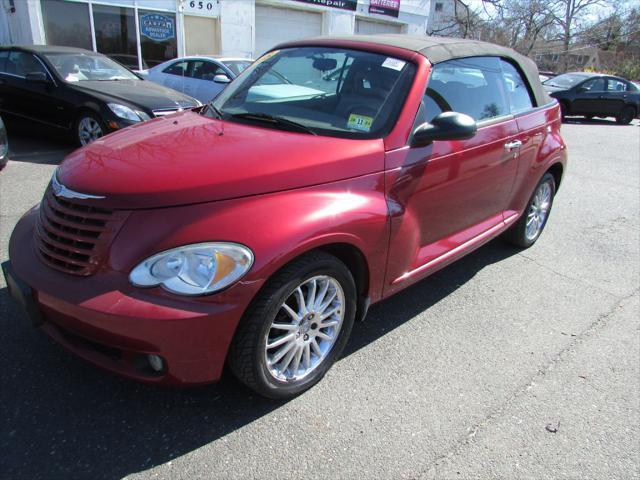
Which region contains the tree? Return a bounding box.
[549,0,608,71]
[491,0,556,55]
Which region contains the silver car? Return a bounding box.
[142,56,252,104]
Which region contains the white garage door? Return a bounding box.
[255,6,323,57]
[355,19,402,34]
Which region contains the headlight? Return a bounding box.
[107,103,148,122]
[129,242,254,296]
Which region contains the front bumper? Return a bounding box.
[6,210,250,386]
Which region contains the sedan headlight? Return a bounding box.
[107,103,149,122]
[129,243,254,296]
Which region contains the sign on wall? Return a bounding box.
[139,13,175,42]
[369,0,401,17]
[182,0,221,17]
[293,0,357,11]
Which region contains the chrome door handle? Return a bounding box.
[504,140,522,150]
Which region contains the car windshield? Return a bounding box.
[208,47,416,139]
[44,52,139,82]
[223,60,252,76]
[544,73,589,88]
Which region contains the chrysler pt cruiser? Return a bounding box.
[3,35,567,399]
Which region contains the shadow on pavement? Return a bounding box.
[5,127,73,166]
[563,116,639,127]
[0,238,520,480]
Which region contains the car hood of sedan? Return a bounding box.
[73,79,198,111]
[56,111,384,209]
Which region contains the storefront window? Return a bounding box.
[93,5,139,70]
[138,10,177,68]
[41,0,92,50]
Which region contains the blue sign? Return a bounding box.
[139,13,175,42]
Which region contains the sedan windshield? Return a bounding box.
[44,52,139,82]
[209,47,416,139]
[544,73,589,88]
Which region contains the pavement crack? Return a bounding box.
[423,287,640,478]
[518,253,620,298]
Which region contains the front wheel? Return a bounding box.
[75,113,105,146]
[504,172,556,248]
[616,106,635,125]
[228,252,356,399]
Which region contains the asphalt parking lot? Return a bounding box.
[1,118,638,480]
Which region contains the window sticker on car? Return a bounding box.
[382,57,406,71]
[347,114,373,132]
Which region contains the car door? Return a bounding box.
[571,77,607,115]
[0,50,63,129]
[384,56,520,294]
[185,60,227,103]
[156,60,187,93]
[603,78,630,116]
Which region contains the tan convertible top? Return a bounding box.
[278,34,551,107]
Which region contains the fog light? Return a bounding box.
[147,354,164,372]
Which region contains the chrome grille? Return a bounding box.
[35,187,126,276]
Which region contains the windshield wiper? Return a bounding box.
[206,103,223,119]
[230,112,317,135]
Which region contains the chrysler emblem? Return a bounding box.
[51,172,105,200]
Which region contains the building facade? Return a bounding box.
[1,0,430,69]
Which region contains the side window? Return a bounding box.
[5,52,48,77]
[606,79,627,92]
[189,61,226,81]
[500,60,534,113]
[163,61,187,76]
[423,56,509,122]
[581,78,606,91]
[0,51,8,74]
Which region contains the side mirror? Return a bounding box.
[576,86,588,93]
[213,74,231,84]
[25,72,51,84]
[411,111,477,147]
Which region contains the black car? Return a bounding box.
[543,72,640,124]
[0,114,8,170]
[0,46,201,145]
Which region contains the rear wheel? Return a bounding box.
[75,113,105,146]
[504,172,556,248]
[616,106,635,125]
[228,251,356,399]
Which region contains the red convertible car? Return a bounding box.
[3,35,567,399]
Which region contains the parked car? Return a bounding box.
[543,72,640,124]
[143,56,252,103]
[0,46,201,145]
[0,114,7,170]
[3,35,567,399]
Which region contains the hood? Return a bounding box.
[57,111,384,209]
[73,79,198,111]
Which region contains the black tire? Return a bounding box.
[227,251,356,399]
[559,102,568,122]
[616,106,635,125]
[74,112,105,146]
[504,172,556,248]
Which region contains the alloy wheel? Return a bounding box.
[78,117,103,145]
[525,180,552,241]
[264,275,345,383]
